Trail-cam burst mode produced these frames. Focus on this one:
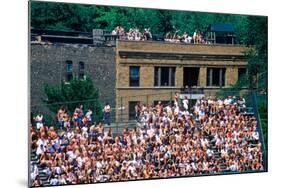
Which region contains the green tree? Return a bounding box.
[43,76,103,122]
[245,16,268,90]
[218,16,267,91]
[30,1,252,44]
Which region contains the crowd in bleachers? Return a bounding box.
[30,95,263,186]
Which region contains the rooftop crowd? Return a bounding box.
[111,26,152,41]
[111,25,207,44]
[30,95,264,186]
[164,30,207,44]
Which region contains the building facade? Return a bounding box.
[30,43,116,116]
[30,30,249,122]
[115,40,248,120]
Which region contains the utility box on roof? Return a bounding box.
[207,23,236,44]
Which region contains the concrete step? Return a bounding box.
[31,157,38,161]
[39,174,48,179]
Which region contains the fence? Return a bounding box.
[252,91,268,171]
[31,89,264,124]
[115,89,261,120]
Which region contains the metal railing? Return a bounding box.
[252,91,268,171]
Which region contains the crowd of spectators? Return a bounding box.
[164,30,207,44]
[55,105,94,131]
[110,26,215,44]
[111,26,152,41]
[30,95,263,186]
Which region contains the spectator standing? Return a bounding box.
[103,103,111,125]
[193,30,198,43]
[85,109,93,125]
[34,113,44,130]
[135,102,141,121]
[182,96,189,111]
[174,92,180,107]
[144,28,152,40]
[57,106,65,129]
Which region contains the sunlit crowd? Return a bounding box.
[111,26,152,41]
[165,30,207,44]
[30,95,264,186]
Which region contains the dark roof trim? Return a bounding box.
[119,51,246,61]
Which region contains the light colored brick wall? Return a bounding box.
[226,67,238,86]
[199,67,207,87]
[115,41,249,121]
[117,40,249,55]
[175,66,183,87]
[140,66,154,87]
[116,65,129,87]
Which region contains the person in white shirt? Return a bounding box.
[36,143,45,156]
[34,113,44,130]
[103,103,111,125]
[252,131,259,140]
[193,30,198,43]
[85,109,92,124]
[30,162,39,181]
[182,96,189,111]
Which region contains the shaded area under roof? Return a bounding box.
[208,23,235,32]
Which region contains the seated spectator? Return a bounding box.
[30,162,39,182]
[182,32,192,43]
[143,28,152,40]
[32,176,42,187]
[30,95,264,186]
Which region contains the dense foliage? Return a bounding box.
[44,76,103,122]
[31,2,250,43]
[30,2,267,85]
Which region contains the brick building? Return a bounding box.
[115,40,248,120]
[30,29,249,122]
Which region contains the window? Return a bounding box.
[79,61,85,79]
[183,67,200,87]
[129,66,140,87]
[207,68,225,87]
[154,67,175,86]
[66,60,73,82]
[238,68,247,80]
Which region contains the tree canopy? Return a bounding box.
[31,1,252,44]
[43,76,103,122]
[31,1,267,89]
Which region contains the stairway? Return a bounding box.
[196,119,228,172]
[30,150,50,186]
[206,136,228,172]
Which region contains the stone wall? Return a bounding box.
[30,43,116,117]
